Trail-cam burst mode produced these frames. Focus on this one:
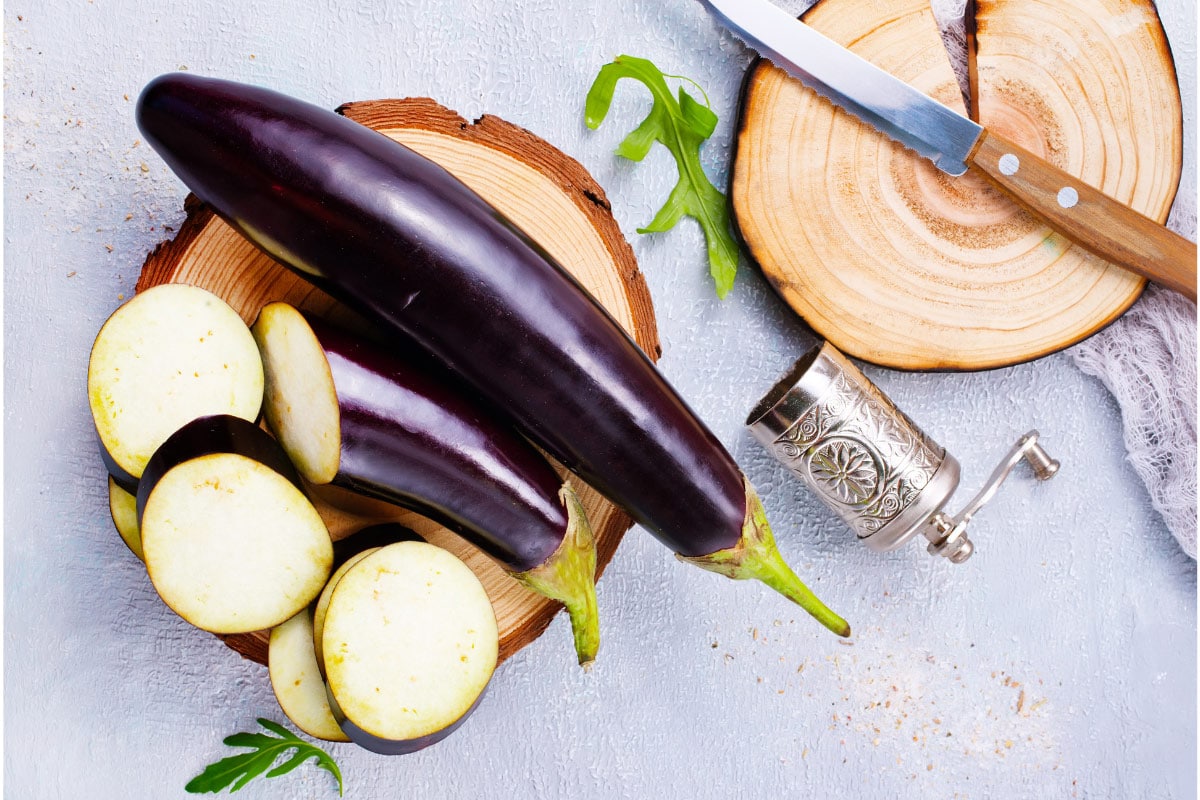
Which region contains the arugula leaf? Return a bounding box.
[586,55,740,299]
[186,718,344,796]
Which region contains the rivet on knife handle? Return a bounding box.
[970,131,1197,302]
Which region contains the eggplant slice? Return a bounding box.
[269,609,350,743]
[138,415,333,635]
[88,283,264,485]
[322,542,498,755]
[108,477,143,561]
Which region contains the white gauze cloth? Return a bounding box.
[1071,289,1198,558]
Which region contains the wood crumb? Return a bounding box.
[1016,689,1026,715]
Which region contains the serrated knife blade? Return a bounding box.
[699,0,1197,300]
[702,0,982,176]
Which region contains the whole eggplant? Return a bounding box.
[137,73,849,636]
[253,301,601,664]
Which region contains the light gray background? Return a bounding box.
[4,1,1195,798]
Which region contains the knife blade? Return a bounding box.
[700,0,1197,301]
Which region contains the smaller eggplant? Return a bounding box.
[321,541,498,755]
[252,302,600,665]
[138,414,333,635]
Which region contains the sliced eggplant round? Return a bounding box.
[322,542,498,755]
[138,415,332,634]
[88,283,264,483]
[108,477,143,562]
[268,609,350,743]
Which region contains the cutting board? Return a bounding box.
[135,98,660,665]
[732,0,1184,371]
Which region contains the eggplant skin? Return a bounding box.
[136,414,303,524]
[136,73,746,558]
[331,690,486,757]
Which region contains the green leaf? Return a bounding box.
[186,718,344,796]
[585,55,741,298]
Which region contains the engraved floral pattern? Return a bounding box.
[809,440,878,505]
[771,352,944,540]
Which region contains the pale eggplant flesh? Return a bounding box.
[88,283,264,490]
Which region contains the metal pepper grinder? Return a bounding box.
[746,342,1059,562]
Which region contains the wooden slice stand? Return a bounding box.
[732,0,1184,371]
[136,99,660,665]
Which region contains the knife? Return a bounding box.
[700,0,1197,302]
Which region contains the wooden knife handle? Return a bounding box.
[969,130,1197,302]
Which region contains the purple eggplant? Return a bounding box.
[136,73,849,636]
[252,301,600,664]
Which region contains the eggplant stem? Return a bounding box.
[513,483,601,667]
[678,478,851,638]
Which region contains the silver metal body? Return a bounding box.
[699,0,983,175]
[747,343,960,553]
[747,343,1059,562]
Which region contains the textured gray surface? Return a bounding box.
[3,1,1195,798]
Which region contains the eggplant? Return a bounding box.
[136,73,849,636]
[88,283,264,489]
[252,301,600,664]
[138,414,333,634]
[320,541,498,755]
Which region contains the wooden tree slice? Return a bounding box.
[136,98,659,665]
[732,0,1183,371]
